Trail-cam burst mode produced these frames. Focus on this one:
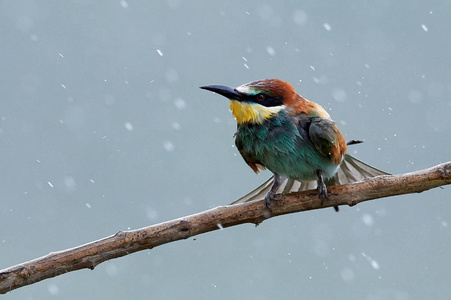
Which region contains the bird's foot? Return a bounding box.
[318,182,339,211]
[317,181,329,206]
[264,191,277,209]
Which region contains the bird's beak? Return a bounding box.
[200,85,242,101]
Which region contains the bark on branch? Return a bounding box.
[1,162,450,294]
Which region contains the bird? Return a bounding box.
[200,79,387,210]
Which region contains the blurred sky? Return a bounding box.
[1,1,451,299]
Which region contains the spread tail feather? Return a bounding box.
[230,154,388,205]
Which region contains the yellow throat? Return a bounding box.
[229,100,284,124]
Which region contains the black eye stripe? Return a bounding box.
[244,94,283,107]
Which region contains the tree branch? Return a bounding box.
[1,162,450,294]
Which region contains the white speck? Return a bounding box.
[332,88,347,103]
[171,121,181,130]
[64,176,77,191]
[266,46,276,56]
[371,260,380,270]
[375,209,386,218]
[146,207,159,221]
[58,53,64,58]
[242,56,248,61]
[323,23,332,31]
[245,11,250,15]
[408,90,422,104]
[30,34,38,41]
[61,84,67,89]
[340,268,354,282]
[362,213,374,226]
[421,24,428,32]
[90,179,95,183]
[48,284,59,295]
[163,141,175,151]
[105,263,119,276]
[156,49,163,56]
[292,10,308,26]
[36,159,41,163]
[183,196,192,206]
[47,182,54,188]
[120,0,128,8]
[85,203,91,208]
[174,98,186,109]
[364,64,370,69]
[310,65,315,71]
[258,4,274,20]
[243,63,249,69]
[165,68,179,83]
[124,122,133,131]
[361,252,380,270]
[217,223,224,230]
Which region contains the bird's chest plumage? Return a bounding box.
[235,113,339,180]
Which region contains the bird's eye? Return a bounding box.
[256,94,265,101]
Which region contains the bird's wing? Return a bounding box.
[327,154,389,185]
[230,154,388,205]
[308,117,347,164]
[235,134,266,174]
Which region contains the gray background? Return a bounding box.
[1,1,451,299]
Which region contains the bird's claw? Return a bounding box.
[317,182,329,206]
[264,191,276,209]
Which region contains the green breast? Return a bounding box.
[235,111,338,180]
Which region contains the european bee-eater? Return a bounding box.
[201,79,387,210]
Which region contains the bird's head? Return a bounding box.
[201,79,298,124]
